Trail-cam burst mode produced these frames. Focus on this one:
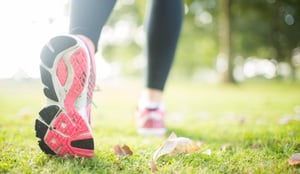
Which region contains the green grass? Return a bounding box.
[0,79,300,173]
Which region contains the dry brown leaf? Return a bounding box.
[288,153,300,166]
[121,145,133,156]
[148,160,158,172]
[169,137,200,155]
[251,143,260,149]
[113,144,133,157]
[149,132,201,172]
[239,116,246,125]
[152,132,201,162]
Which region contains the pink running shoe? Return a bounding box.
[35,35,96,157]
[135,107,166,137]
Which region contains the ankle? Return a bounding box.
[138,88,164,109]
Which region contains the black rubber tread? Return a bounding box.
[35,105,61,155]
[40,36,77,68]
[35,119,48,139]
[43,87,58,102]
[38,140,56,155]
[71,138,94,150]
[40,65,58,102]
[40,65,52,87]
[39,105,60,125]
[39,36,77,102]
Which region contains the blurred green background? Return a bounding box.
[0,0,299,83]
[97,0,300,83]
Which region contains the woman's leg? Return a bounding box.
[136,0,183,136]
[140,0,183,106]
[145,0,183,92]
[69,0,117,51]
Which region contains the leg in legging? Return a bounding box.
[69,0,117,52]
[140,0,183,107]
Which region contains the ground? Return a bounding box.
[0,78,299,173]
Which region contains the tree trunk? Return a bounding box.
[271,1,283,62]
[218,0,235,83]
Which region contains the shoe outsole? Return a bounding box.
[35,35,94,157]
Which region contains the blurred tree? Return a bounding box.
[95,0,300,81]
[269,0,300,79]
[174,0,219,76]
[232,0,300,80]
[218,0,234,83]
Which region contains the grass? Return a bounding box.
[0,78,300,173]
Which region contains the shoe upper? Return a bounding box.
[135,107,166,136]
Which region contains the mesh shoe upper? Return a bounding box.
[135,107,166,137]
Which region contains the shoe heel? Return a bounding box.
[35,105,94,157]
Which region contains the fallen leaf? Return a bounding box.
[221,143,232,152]
[113,144,133,157]
[288,153,300,166]
[239,116,246,125]
[294,105,300,114]
[169,137,200,156]
[202,149,212,156]
[294,115,300,121]
[251,143,260,149]
[80,157,85,164]
[279,116,293,125]
[279,114,300,125]
[152,132,201,162]
[148,160,158,172]
[149,132,201,172]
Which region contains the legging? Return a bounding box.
[70,0,183,91]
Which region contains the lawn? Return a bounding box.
[0,78,299,173]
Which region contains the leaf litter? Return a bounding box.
[221,143,232,152]
[288,153,300,166]
[279,106,300,125]
[111,133,213,172]
[113,144,133,157]
[149,132,203,172]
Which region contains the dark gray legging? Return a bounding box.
[70,0,183,91]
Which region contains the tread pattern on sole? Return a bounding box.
[35,36,94,157]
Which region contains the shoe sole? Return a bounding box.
[35,35,94,157]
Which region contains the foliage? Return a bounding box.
[232,0,300,61]
[98,0,300,78]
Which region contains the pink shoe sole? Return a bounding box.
[35,35,94,157]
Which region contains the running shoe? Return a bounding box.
[135,107,166,137]
[35,35,96,157]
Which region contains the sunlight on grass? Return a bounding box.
[0,79,299,173]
